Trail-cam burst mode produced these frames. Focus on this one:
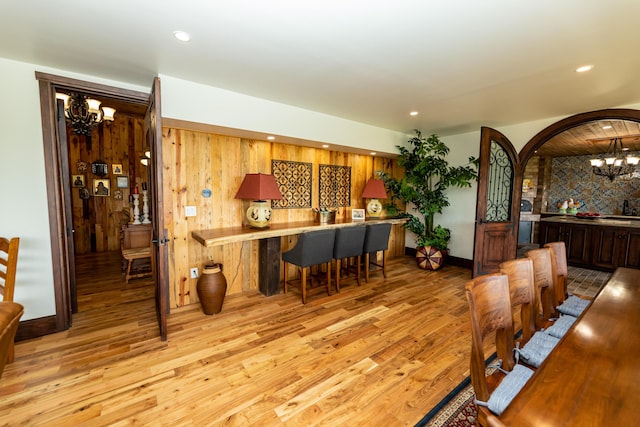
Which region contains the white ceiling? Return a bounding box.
[3,1,640,136]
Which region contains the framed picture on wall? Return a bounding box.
[112,163,123,175]
[72,174,85,188]
[93,179,110,197]
[116,176,129,188]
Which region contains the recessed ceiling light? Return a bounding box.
[322,144,329,148]
[409,111,419,116]
[575,64,593,73]
[267,135,275,140]
[173,31,192,42]
[371,152,377,156]
[602,125,612,130]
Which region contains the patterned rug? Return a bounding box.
[415,377,477,427]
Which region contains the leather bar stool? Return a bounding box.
[282,229,336,304]
[332,225,366,292]
[362,223,392,282]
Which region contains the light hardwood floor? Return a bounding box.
[1,252,477,426]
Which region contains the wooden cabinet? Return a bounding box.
[591,227,640,270]
[539,219,640,271]
[539,221,591,267]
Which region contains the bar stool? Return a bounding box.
[332,225,366,292]
[282,229,335,304]
[362,223,392,282]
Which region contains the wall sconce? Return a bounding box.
[361,178,387,217]
[234,173,283,228]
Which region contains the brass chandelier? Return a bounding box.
[56,92,115,149]
[589,137,639,181]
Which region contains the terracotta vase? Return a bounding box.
[196,263,227,315]
[415,246,448,270]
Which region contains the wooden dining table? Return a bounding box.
[499,267,640,426]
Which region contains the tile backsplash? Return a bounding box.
[548,153,640,215]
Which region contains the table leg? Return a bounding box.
[259,237,281,296]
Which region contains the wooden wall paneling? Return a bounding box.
[161,126,404,310]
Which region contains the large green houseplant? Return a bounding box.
[379,130,478,269]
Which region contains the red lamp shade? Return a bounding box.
[361,179,387,199]
[234,173,283,201]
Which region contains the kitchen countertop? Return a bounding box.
[540,214,640,228]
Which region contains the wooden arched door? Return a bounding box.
[472,127,522,277]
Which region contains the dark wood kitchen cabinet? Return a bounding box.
[591,226,640,270]
[538,221,591,267]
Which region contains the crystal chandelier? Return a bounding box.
[589,137,639,181]
[56,92,115,149]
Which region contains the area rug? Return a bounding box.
[414,376,477,427]
[415,353,501,427]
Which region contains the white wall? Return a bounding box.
[159,74,408,155]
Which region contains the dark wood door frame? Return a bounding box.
[34,72,151,338]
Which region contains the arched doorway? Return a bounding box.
[472,108,640,276]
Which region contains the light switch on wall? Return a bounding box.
[185,206,197,217]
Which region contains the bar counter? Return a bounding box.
[192,217,408,296]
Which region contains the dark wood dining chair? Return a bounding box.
[500,257,560,368]
[0,237,19,364]
[544,241,591,317]
[332,226,366,292]
[465,273,534,425]
[543,241,569,307]
[499,257,537,344]
[525,247,558,327]
[283,229,336,304]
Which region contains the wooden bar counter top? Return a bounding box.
[191,217,408,248]
[192,217,407,296]
[499,267,640,426]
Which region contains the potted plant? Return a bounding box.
[379,130,478,270]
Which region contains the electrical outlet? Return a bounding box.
[190,267,199,279]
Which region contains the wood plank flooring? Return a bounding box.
[0,252,478,426]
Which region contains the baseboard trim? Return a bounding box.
[404,247,472,270]
[15,316,61,342]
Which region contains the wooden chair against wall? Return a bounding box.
[499,258,537,344]
[465,273,533,424]
[0,302,23,379]
[525,247,558,327]
[121,232,153,284]
[0,237,19,364]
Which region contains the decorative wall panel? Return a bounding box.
[548,153,640,214]
[485,140,514,222]
[271,160,313,209]
[319,164,351,207]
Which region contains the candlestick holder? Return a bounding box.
[142,190,151,224]
[132,194,141,224]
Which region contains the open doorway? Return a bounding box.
[35,72,168,340]
[473,108,640,276]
